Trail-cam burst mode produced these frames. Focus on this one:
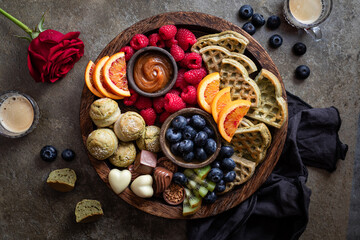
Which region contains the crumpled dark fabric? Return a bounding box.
[187,91,348,240]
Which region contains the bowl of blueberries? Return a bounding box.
[160,108,221,169]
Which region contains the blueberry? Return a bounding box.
[166,128,182,143]
[211,160,221,169]
[178,139,194,154]
[292,42,307,56]
[242,22,256,35]
[203,191,217,204]
[221,158,236,171]
[40,145,57,162]
[238,5,253,19]
[215,180,226,193]
[195,148,208,161]
[61,149,75,161]
[194,131,208,147]
[204,139,217,155]
[171,115,187,130]
[267,15,281,30]
[251,13,265,27]
[173,172,188,185]
[295,65,310,80]
[190,115,206,130]
[208,168,224,183]
[171,142,181,156]
[269,34,283,48]
[202,126,214,138]
[183,125,197,140]
[219,146,234,158]
[224,171,236,182]
[183,151,195,162]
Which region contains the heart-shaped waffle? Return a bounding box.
[197,45,257,74]
[246,69,288,128]
[220,58,261,107]
[231,123,272,164]
[191,30,249,54]
[221,156,256,194]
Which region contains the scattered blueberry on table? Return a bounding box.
[242,22,256,35]
[292,42,307,56]
[251,13,266,27]
[269,34,283,48]
[40,145,57,162]
[238,5,254,19]
[295,65,311,80]
[61,149,76,161]
[266,15,281,30]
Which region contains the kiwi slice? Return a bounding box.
[184,169,216,192]
[183,194,202,216]
[184,187,202,208]
[194,165,211,180]
[187,179,208,198]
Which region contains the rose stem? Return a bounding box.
[0,8,33,35]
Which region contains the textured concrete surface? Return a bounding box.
[0,0,359,239]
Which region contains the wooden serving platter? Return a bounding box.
[79,12,288,219]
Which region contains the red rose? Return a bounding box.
[27,29,84,83]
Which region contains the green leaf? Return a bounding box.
[37,12,46,32]
[14,35,32,42]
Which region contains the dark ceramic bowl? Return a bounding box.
[160,108,221,169]
[126,46,178,98]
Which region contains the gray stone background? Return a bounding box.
[0,0,359,239]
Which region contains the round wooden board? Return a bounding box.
[80,12,288,219]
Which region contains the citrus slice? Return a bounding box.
[84,61,105,98]
[103,52,131,97]
[93,56,124,100]
[197,72,220,113]
[218,99,251,142]
[211,87,231,124]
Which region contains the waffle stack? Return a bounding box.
[192,30,287,193]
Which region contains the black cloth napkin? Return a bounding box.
[187,91,348,240]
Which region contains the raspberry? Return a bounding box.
[175,28,197,51]
[130,34,149,50]
[123,89,138,106]
[164,93,186,113]
[140,108,157,126]
[180,52,202,69]
[181,85,197,105]
[153,96,165,113]
[168,88,181,96]
[184,67,207,85]
[148,33,165,48]
[165,38,178,48]
[159,111,171,123]
[119,46,135,61]
[175,68,189,90]
[159,25,177,40]
[134,95,152,110]
[170,45,185,62]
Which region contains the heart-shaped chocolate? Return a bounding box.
[130,175,154,198]
[108,169,131,194]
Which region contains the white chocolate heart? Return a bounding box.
[108,169,131,194]
[130,175,154,198]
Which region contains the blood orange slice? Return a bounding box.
[103,52,131,97]
[197,72,220,113]
[218,99,251,142]
[211,87,231,124]
[84,61,105,98]
[93,56,124,100]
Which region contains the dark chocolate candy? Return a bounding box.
[134,150,157,174]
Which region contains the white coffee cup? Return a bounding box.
[283,0,333,41]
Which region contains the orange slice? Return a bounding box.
[93,56,124,100]
[211,87,231,124]
[197,72,220,113]
[84,61,105,98]
[103,52,131,97]
[218,99,251,142]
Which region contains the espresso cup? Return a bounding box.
[283,0,333,41]
[0,91,40,138]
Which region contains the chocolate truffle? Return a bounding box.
[134,150,157,174]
